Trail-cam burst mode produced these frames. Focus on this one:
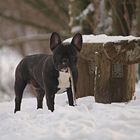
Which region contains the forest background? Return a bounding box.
[0,0,139,101]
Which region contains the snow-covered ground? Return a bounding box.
[0,83,140,140]
[0,35,140,140]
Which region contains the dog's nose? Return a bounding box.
[62,58,68,65]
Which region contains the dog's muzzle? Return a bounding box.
[58,64,69,72]
[58,58,69,72]
[61,67,69,72]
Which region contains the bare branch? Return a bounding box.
[0,12,52,31]
[0,33,70,47]
[0,34,51,47]
[23,0,67,29]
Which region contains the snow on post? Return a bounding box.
[64,34,140,103]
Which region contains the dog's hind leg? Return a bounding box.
[67,87,74,106]
[14,79,27,113]
[36,88,45,109]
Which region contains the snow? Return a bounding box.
[0,83,140,140]
[95,0,112,34]
[0,47,22,102]
[82,3,94,16]
[69,2,94,33]
[76,3,94,21]
[64,34,140,44]
[71,26,82,34]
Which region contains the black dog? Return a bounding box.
[14,32,82,113]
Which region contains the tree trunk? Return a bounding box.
[111,0,136,35]
[68,0,93,34]
[136,0,140,35]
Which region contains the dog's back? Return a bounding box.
[15,54,49,89]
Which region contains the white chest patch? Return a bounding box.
[57,71,71,94]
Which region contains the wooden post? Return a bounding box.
[95,49,112,103]
[76,43,96,98]
[75,37,140,103]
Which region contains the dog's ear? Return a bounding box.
[50,32,61,51]
[71,33,83,52]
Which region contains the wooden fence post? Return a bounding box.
[76,44,96,98]
[75,37,140,103]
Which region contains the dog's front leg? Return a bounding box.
[69,68,78,106]
[45,88,56,112]
[67,87,74,106]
